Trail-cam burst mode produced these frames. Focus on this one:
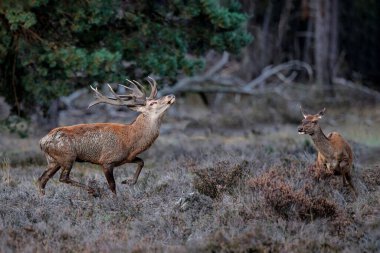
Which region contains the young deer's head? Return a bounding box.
[298,107,326,135]
[89,76,175,118]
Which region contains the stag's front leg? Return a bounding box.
[102,164,116,194]
[121,157,144,185]
[59,164,97,196]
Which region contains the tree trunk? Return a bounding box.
[314,0,338,95]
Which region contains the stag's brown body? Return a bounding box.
[38,77,175,196]
[298,108,356,193]
[41,116,160,166]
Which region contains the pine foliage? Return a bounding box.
[0,0,252,112]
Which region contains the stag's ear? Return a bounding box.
[317,108,326,118]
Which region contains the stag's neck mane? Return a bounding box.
[310,126,334,158]
[129,113,162,137]
[123,113,162,156]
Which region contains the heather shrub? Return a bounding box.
[248,168,339,220]
[191,160,248,199]
[360,165,380,191]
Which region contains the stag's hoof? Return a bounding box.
[36,182,45,196]
[87,188,99,198]
[121,177,137,185]
[38,188,45,196]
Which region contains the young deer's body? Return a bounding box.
[298,108,355,193]
[38,77,175,196]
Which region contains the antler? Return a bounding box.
[89,77,159,108]
[147,76,158,99]
[120,77,158,99]
[88,83,146,108]
[118,79,146,98]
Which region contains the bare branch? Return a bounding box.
[333,77,380,100]
[246,60,312,88]
[159,56,313,96]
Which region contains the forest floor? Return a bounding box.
[0,91,379,252]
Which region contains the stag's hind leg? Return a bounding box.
[121,157,144,185]
[59,162,97,196]
[37,161,61,195]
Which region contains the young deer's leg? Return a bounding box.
[339,159,349,186]
[340,159,357,195]
[37,162,61,195]
[344,172,357,194]
[121,157,144,185]
[59,163,97,196]
[342,174,347,186]
[102,164,116,194]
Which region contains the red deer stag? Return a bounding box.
[297,107,356,194]
[38,77,175,196]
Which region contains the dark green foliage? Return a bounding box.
[0,0,252,113]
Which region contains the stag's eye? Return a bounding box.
[149,101,157,106]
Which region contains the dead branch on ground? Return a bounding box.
[158,52,313,96]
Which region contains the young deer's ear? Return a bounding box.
[317,108,326,118]
[300,105,307,119]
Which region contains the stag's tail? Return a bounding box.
[39,134,50,152]
[39,128,61,152]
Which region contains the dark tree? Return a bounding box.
[0,0,252,114]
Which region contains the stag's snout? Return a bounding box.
[165,94,175,105]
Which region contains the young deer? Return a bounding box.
[297,107,356,193]
[38,77,175,196]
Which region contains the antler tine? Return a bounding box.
[118,83,135,92]
[107,84,123,102]
[147,76,157,99]
[117,84,137,97]
[132,80,145,91]
[125,79,145,98]
[88,86,103,108]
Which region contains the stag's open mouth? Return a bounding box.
[167,97,176,104]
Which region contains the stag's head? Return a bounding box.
[297,107,326,135]
[89,77,175,118]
